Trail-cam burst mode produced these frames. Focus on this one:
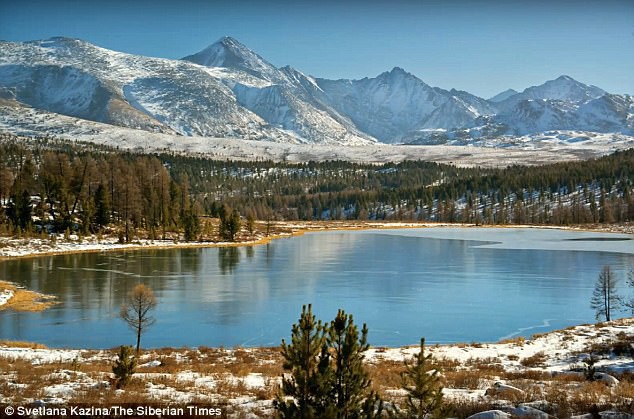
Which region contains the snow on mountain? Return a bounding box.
[488,88,518,103]
[0,37,371,145]
[492,99,580,135]
[422,88,497,129]
[183,38,374,145]
[315,68,495,143]
[577,94,634,134]
[0,37,295,140]
[0,37,631,148]
[497,75,605,110]
[182,36,283,83]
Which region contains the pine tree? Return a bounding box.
[328,310,370,418]
[398,338,446,418]
[94,183,110,229]
[183,209,200,241]
[275,304,330,418]
[219,206,241,241]
[326,309,382,418]
[112,345,136,389]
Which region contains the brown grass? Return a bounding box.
[1,341,633,416]
[520,351,548,368]
[0,340,48,349]
[0,280,58,312]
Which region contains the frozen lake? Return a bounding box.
[1,228,633,348]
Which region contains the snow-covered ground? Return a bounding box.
[0,318,632,417]
[0,233,272,259]
[2,104,633,167]
[0,289,13,306]
[366,319,634,375]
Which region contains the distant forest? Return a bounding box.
[1,134,633,240]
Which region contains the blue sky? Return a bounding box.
[1,0,632,98]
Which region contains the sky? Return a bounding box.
[1,0,633,98]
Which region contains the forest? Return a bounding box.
[0,133,633,241]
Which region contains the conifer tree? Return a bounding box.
[219,206,241,241]
[94,183,110,229]
[399,338,446,418]
[275,304,330,418]
[112,345,136,389]
[326,309,382,418]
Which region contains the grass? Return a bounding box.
[1,318,634,417]
[0,280,58,312]
[519,351,548,368]
[0,345,632,417]
[0,340,48,349]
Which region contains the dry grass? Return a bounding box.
[1,342,633,417]
[519,351,548,368]
[498,336,526,345]
[0,280,58,312]
[0,340,48,349]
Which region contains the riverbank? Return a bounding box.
[0,221,632,261]
[0,318,632,418]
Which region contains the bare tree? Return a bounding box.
[590,266,620,321]
[120,284,157,353]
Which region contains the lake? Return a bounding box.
[1,228,633,349]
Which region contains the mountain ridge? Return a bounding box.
[0,36,632,146]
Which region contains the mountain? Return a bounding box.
[0,36,631,147]
[315,68,495,143]
[497,75,606,110]
[0,37,371,145]
[489,88,518,103]
[183,37,373,145]
[485,76,628,137]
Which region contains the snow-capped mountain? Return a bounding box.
[0,37,371,144]
[0,36,631,147]
[489,88,518,103]
[315,68,496,143]
[183,37,373,144]
[497,75,605,110]
[487,77,630,137]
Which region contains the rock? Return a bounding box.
[598,411,634,419]
[485,381,525,397]
[594,372,619,386]
[466,410,512,419]
[511,405,549,418]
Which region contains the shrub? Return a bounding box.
[112,345,136,389]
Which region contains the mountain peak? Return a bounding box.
[28,36,88,49]
[489,88,519,103]
[216,36,248,50]
[182,36,280,80]
[555,75,574,82]
[376,66,414,80]
[495,75,606,106]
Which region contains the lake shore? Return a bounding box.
[1,221,632,261]
[0,317,632,418]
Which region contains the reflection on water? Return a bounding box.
[1,229,633,349]
[219,247,240,275]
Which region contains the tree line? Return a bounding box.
[1,134,633,239]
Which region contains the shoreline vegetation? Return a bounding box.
[0,318,632,417]
[1,220,632,262]
[0,280,57,312]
